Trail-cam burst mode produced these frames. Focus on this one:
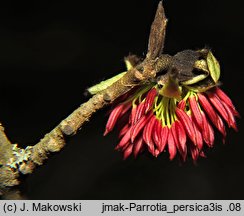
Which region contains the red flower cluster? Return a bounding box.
[104,86,239,162]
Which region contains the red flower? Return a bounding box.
[104,86,239,162]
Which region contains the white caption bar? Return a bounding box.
[0,200,243,216]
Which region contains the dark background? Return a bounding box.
[0,0,243,199]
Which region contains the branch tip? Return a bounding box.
[147,1,167,60]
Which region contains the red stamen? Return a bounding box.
[175,108,196,145]
[144,88,157,113]
[189,95,203,129]
[131,112,153,143]
[123,143,133,160]
[143,115,157,154]
[168,129,177,160]
[104,103,124,136]
[159,126,169,153]
[133,137,144,158]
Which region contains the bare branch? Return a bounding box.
[0,53,173,196]
[0,2,173,197]
[147,1,168,60]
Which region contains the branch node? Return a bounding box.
[46,129,65,152]
[134,70,144,80]
[60,124,75,136]
[103,93,112,102]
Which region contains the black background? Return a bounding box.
[0,0,243,199]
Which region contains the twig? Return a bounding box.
[0,1,171,195]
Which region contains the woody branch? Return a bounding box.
[0,2,171,195]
